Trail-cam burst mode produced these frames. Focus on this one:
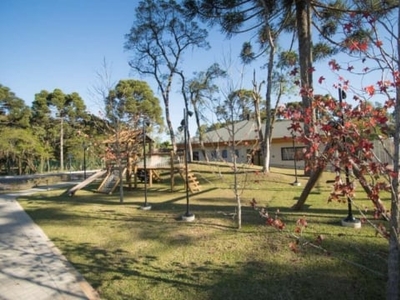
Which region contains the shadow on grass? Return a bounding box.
[20,186,366,230]
[53,236,386,300]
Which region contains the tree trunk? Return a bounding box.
[295,0,315,175]
[18,157,22,175]
[387,184,400,300]
[292,141,333,210]
[251,71,266,171]
[187,130,193,163]
[350,160,388,219]
[292,141,391,213]
[192,101,209,162]
[165,100,176,153]
[387,11,400,295]
[292,165,324,210]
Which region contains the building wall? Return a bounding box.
[191,140,305,169]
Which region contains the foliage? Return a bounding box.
[105,79,163,130]
[0,84,108,174]
[215,89,255,122]
[281,3,400,298]
[0,84,31,128]
[0,127,46,174]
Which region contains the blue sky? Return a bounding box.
[1,0,137,107]
[1,0,257,137]
[1,0,382,140]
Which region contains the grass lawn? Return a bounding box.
[17,164,389,300]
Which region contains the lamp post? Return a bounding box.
[291,131,301,186]
[338,86,361,228]
[141,117,151,210]
[181,108,195,222]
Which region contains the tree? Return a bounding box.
[106,79,163,129]
[184,0,311,173]
[125,0,209,152]
[89,59,126,202]
[31,90,55,172]
[0,127,46,174]
[217,90,245,229]
[104,79,164,201]
[0,84,31,128]
[0,84,47,174]
[185,1,371,173]
[283,2,400,298]
[186,63,226,162]
[47,89,87,171]
[214,79,259,229]
[30,89,89,172]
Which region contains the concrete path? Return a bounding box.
[0,186,100,300]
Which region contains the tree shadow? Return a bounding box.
[51,236,386,300]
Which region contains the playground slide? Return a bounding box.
[67,169,107,196]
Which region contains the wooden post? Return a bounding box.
[149,169,153,187]
[127,155,132,190]
[133,164,138,189]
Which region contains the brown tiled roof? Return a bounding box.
[191,119,295,144]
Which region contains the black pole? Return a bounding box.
[184,109,191,216]
[143,120,148,207]
[339,87,355,222]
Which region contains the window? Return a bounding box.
[222,149,228,158]
[281,147,304,161]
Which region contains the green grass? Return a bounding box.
[18,164,389,300]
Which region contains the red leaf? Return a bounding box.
[365,85,375,96]
[358,41,368,51]
[296,217,308,227]
[318,76,325,84]
[343,23,353,33]
[290,67,298,76]
[328,60,340,71]
[273,219,285,230]
[289,242,299,253]
[266,217,274,226]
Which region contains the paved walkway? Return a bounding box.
[0,186,100,300]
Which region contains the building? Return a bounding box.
[189,119,305,168]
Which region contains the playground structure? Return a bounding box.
[133,152,201,193]
[66,129,201,196]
